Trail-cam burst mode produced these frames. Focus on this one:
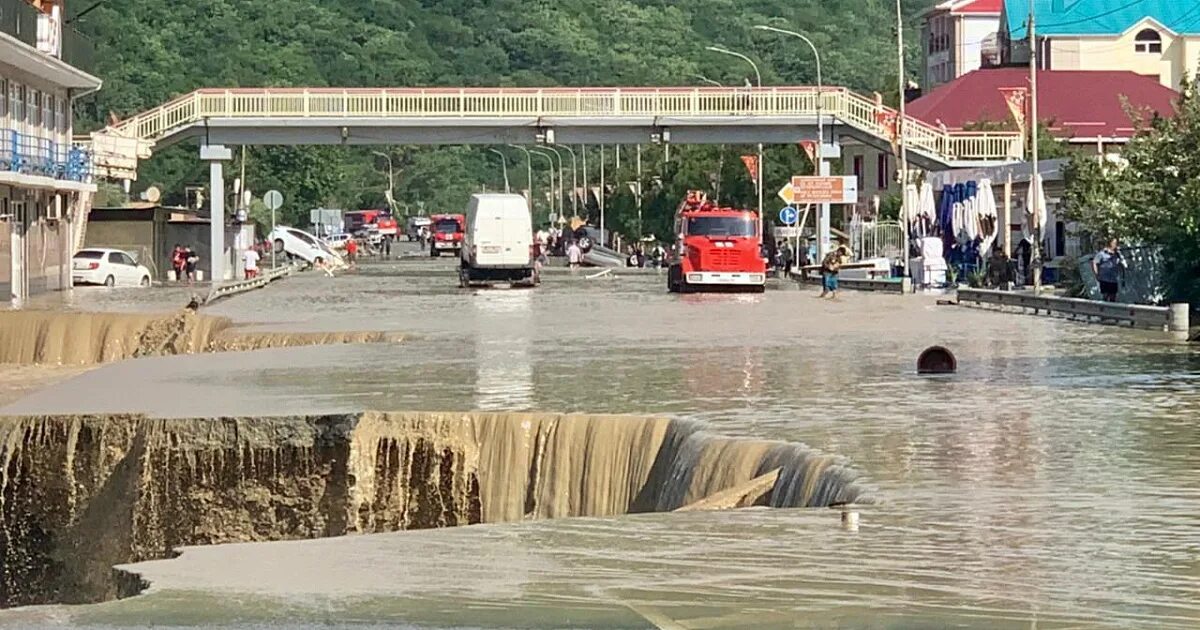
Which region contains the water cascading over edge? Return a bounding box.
[0,411,864,608]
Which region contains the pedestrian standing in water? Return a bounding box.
[345,237,359,266]
[185,247,199,285]
[1091,238,1125,302]
[567,240,583,270]
[819,243,851,299]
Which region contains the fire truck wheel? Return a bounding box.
[667,265,683,293]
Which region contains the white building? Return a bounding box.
[0,0,100,302]
[922,0,1004,89]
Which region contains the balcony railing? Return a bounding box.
[0,0,38,48]
[0,128,91,183]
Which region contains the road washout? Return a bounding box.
[0,411,863,608]
[0,310,403,365]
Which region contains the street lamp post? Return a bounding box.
[895,0,912,288]
[692,74,726,204]
[507,144,535,215]
[531,148,562,222]
[371,150,396,213]
[488,148,510,193]
[706,46,764,224]
[754,25,825,262]
[558,144,579,218]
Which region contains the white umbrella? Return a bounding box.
[964,186,981,243]
[952,192,967,245]
[903,183,920,225]
[1023,173,1047,244]
[916,182,935,238]
[977,178,999,254]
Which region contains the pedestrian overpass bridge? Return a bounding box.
[87,86,1023,180]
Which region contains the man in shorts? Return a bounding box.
[1091,238,1124,302]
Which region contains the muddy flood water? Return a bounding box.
[2,253,1199,629]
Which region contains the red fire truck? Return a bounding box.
[429,213,466,257]
[667,191,766,293]
[343,209,398,238]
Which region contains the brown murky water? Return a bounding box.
[2,251,1198,628]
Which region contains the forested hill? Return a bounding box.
[73,0,935,225]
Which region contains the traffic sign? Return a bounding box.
[264,190,284,211]
[777,182,796,204]
[790,176,858,204]
[778,206,798,225]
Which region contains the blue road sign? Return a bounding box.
[778,206,798,225]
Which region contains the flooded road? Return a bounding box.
[3,252,1199,628]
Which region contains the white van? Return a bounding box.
[460,194,537,287]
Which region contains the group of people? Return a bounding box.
[170,244,200,284]
[625,242,667,268]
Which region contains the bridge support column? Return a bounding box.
[201,145,233,284]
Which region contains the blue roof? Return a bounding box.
[1006,0,1200,39]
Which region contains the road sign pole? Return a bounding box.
[263,190,284,269]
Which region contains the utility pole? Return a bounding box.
[896,0,912,287]
[1029,0,1042,292]
[582,145,589,219]
[600,146,606,245]
[636,144,644,237]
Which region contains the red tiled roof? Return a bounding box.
[908,67,1178,140]
[955,0,1003,14]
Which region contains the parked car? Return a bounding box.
[72,248,153,287]
[459,194,537,287]
[324,233,352,251]
[270,226,345,267]
[406,216,432,241]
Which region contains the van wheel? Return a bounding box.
[104,275,115,287]
[274,239,285,254]
[140,276,151,287]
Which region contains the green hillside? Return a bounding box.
[74,0,934,233]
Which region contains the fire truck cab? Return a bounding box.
[667,191,766,293]
[429,213,466,257]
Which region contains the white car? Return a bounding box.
[324,233,352,251]
[72,248,153,287]
[270,226,345,267]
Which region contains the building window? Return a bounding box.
[12,83,24,125]
[876,154,889,190]
[854,155,865,189]
[27,89,38,127]
[0,80,7,120]
[1135,29,1162,53]
[42,95,52,133]
[56,97,67,134]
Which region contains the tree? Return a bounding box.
[1061,77,1200,304]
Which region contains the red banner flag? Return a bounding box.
[799,140,817,164]
[998,86,1029,136]
[741,154,759,184]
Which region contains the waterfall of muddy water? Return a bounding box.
[0,411,860,608]
[0,311,402,365]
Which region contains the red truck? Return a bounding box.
[429,213,465,257]
[667,191,766,293]
[344,209,398,238]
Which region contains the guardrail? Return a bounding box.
[99,86,1022,165]
[204,263,295,305]
[956,288,1190,335]
[791,271,911,294]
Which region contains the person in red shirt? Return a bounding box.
[345,238,358,265]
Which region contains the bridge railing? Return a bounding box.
[102,87,1023,163]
